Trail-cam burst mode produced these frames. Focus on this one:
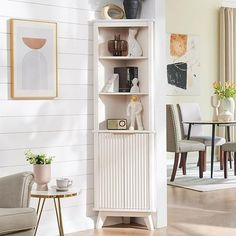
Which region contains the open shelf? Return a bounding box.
[94,20,154,132]
[98,26,149,58]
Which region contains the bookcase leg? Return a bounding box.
[144,215,154,230]
[96,212,107,229]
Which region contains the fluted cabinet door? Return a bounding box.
[97,133,124,209]
[96,133,151,210]
[124,134,150,210]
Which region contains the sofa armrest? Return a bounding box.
[0,172,34,208]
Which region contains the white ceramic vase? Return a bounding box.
[127,28,143,56]
[219,97,235,121]
[33,164,51,191]
[211,94,220,121]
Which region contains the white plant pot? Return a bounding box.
[219,97,235,121]
[33,164,51,191]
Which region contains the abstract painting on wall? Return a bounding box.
[167,33,200,96]
[10,19,57,98]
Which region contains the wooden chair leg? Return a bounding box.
[179,162,182,168]
[229,151,232,169]
[171,153,180,182]
[199,151,204,178]
[224,151,228,179]
[203,148,207,172]
[220,146,223,170]
[179,155,183,168]
[197,148,206,170]
[182,153,187,175]
[234,152,236,176]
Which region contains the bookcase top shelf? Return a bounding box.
[93,130,155,134]
[93,19,154,27]
[99,92,149,96]
[99,56,148,60]
[94,19,154,23]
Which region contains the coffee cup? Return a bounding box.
[56,178,73,189]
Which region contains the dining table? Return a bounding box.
[183,120,236,178]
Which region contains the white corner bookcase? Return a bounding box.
[93,19,155,230]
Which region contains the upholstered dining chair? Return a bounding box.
[0,172,37,235]
[166,104,206,181]
[177,103,226,170]
[221,142,236,178]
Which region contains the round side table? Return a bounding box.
[31,188,78,236]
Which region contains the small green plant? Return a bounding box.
[25,150,54,165]
[213,81,236,99]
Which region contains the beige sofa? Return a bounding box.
[0,172,37,235]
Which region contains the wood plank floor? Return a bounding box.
[68,186,236,236]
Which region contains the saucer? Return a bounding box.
[56,186,69,192]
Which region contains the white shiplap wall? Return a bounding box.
[0,0,106,235]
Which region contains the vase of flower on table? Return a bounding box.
[213,81,236,121]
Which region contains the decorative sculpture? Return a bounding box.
[127,95,143,130]
[127,28,143,57]
[102,4,124,19]
[102,74,119,92]
[108,35,128,56]
[130,78,140,93]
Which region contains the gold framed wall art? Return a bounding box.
[10,19,58,99]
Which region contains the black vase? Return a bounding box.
[123,0,141,19]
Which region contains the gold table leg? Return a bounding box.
[36,198,41,214]
[34,197,66,236]
[53,198,64,236]
[58,198,65,236]
[53,198,62,236]
[34,198,46,236]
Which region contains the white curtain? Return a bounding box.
[220,7,236,85]
[220,7,236,141]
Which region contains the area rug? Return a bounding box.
[167,162,236,192]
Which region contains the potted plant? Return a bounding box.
[213,81,236,121]
[25,150,54,191]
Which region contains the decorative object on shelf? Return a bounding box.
[107,119,127,130]
[102,4,125,19]
[127,95,143,130]
[108,34,128,56]
[114,66,138,92]
[167,33,200,96]
[102,74,119,92]
[10,19,58,99]
[213,81,236,121]
[211,94,220,121]
[25,149,54,191]
[130,78,140,93]
[123,0,142,19]
[127,28,143,56]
